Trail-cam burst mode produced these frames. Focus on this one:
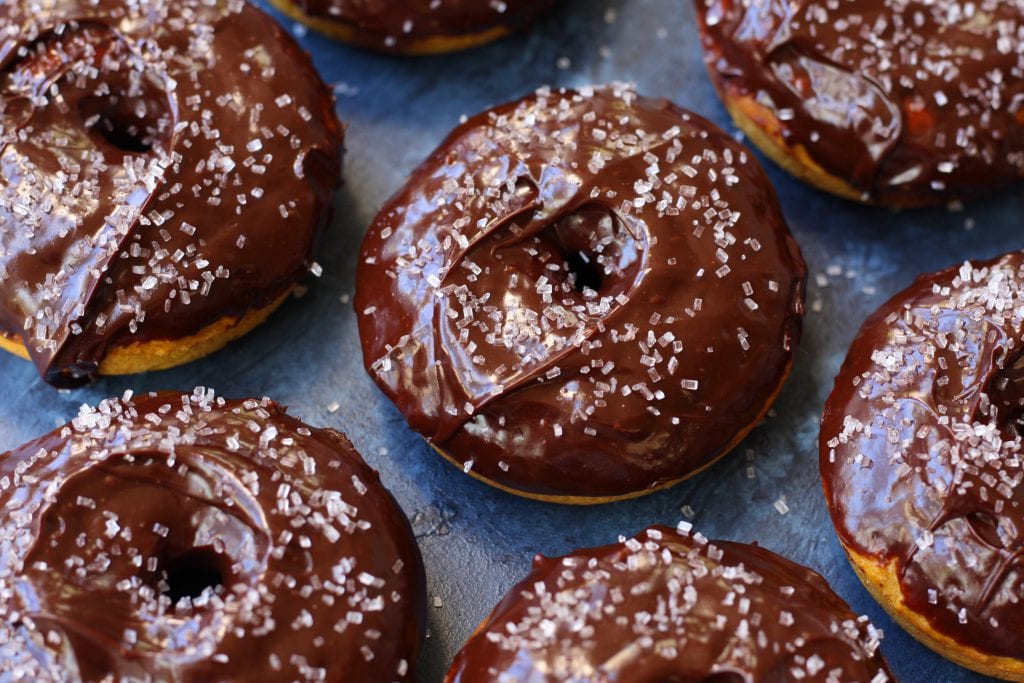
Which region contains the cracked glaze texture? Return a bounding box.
[0,0,343,386]
[695,0,1024,205]
[356,86,806,500]
[821,252,1024,660]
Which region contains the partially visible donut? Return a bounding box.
[0,0,344,387]
[0,390,425,681]
[269,0,556,55]
[695,0,1024,207]
[356,84,807,503]
[447,525,893,681]
[821,252,1024,680]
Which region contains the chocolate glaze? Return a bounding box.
[821,252,1024,661]
[283,0,554,52]
[356,85,806,500]
[695,0,1024,206]
[447,525,892,682]
[0,0,343,387]
[0,390,425,681]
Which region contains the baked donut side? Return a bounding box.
[821,252,1024,680]
[0,389,425,681]
[446,525,893,682]
[0,0,344,387]
[269,0,555,55]
[356,84,806,503]
[695,0,1024,207]
[0,291,289,378]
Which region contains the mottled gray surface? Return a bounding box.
[2,1,1020,680]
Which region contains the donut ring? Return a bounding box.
[821,252,1024,679]
[269,0,556,55]
[356,84,807,504]
[0,0,344,387]
[0,389,425,681]
[695,0,1024,207]
[447,525,893,681]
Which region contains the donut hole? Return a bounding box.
[74,34,173,155]
[162,547,228,604]
[78,93,160,154]
[692,674,745,683]
[549,203,641,298]
[964,511,1010,550]
[564,249,603,293]
[23,454,271,656]
[984,348,1024,436]
[7,26,173,156]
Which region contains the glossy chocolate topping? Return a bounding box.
[0,389,425,681]
[356,85,806,500]
[696,0,1024,206]
[0,0,343,387]
[284,0,554,52]
[821,252,1024,659]
[447,525,892,682]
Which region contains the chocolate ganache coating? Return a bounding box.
[356,85,806,501]
[0,0,344,387]
[277,0,555,53]
[447,525,893,682]
[695,0,1024,206]
[0,390,425,681]
[821,252,1024,660]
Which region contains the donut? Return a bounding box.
[0,0,344,387]
[821,252,1024,679]
[694,0,1024,207]
[356,84,807,504]
[268,0,555,55]
[447,525,893,681]
[0,389,425,681]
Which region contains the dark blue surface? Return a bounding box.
[1,1,1020,680]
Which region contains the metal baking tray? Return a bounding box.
[2,1,1020,680]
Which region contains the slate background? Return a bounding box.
[2,1,1019,680]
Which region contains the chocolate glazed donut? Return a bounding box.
[356,85,806,503]
[268,0,556,55]
[0,390,425,681]
[821,252,1024,680]
[0,0,343,387]
[447,525,893,682]
[695,0,1024,207]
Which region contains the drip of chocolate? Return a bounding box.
[696,0,1024,205]
[822,252,1024,658]
[0,390,425,681]
[448,525,892,681]
[356,85,806,499]
[0,0,343,387]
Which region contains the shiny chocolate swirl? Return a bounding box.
[821,252,1024,660]
[0,390,425,681]
[276,0,554,52]
[447,525,892,682]
[356,85,806,500]
[695,0,1024,206]
[0,0,343,387]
